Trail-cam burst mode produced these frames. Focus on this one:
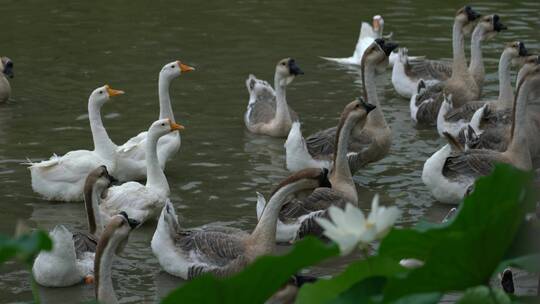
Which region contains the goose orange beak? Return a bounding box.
[105,85,125,97]
[169,120,185,131]
[178,61,195,73]
[84,275,95,285]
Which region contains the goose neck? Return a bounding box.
[451,21,468,76]
[497,51,514,106]
[505,79,533,170]
[469,26,485,87]
[330,116,356,202]
[95,238,119,304]
[274,74,290,124]
[83,186,104,237]
[362,63,385,126]
[158,76,175,123]
[145,132,169,193]
[88,101,116,158]
[250,179,317,251]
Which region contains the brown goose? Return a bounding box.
[151,168,331,280]
[94,213,139,304]
[268,99,376,242]
[463,55,540,166]
[285,39,397,173]
[410,9,508,125]
[422,62,538,204]
[244,58,304,137]
[437,41,528,137]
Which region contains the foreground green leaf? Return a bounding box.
[161,237,338,304]
[456,286,510,304]
[379,165,534,301]
[0,230,52,264]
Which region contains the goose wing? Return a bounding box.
[72,231,98,258]
[406,59,452,81]
[442,149,504,180]
[175,230,246,267]
[444,101,486,122]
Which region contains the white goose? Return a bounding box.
[28,85,124,202]
[116,61,194,181]
[94,213,139,304]
[151,169,330,279]
[422,63,538,204]
[32,166,115,287]
[99,118,183,224]
[321,15,385,65]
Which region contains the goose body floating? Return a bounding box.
[28,85,124,202]
[285,39,396,173]
[244,58,303,137]
[151,168,330,279]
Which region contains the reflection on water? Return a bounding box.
[1,0,539,302]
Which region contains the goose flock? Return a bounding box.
[1,4,535,303]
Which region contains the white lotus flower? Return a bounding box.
[315,194,401,256]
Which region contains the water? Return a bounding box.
[1,0,539,302]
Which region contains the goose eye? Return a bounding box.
[281,62,286,66]
[99,91,103,94]
[161,123,165,126]
[171,65,175,68]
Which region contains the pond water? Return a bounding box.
[1,0,539,303]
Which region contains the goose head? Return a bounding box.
[99,212,139,256]
[275,58,304,87]
[160,60,195,82]
[456,6,481,35]
[516,55,540,85]
[372,15,384,36]
[474,14,507,41]
[148,118,185,138]
[270,167,332,197]
[504,41,529,66]
[1,57,13,78]
[340,97,376,129]
[89,85,124,107]
[47,225,76,260]
[84,165,116,197]
[363,38,398,72]
[161,199,180,235]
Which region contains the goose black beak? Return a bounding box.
[493,15,507,32]
[288,59,304,76]
[360,98,377,113]
[465,6,481,21]
[518,42,528,57]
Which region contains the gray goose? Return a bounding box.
[285,39,397,173]
[410,8,508,125]
[422,61,538,204]
[269,99,376,242]
[244,58,304,137]
[151,168,331,280]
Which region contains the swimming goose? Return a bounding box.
[267,99,375,242]
[320,15,385,65]
[459,55,540,159]
[0,56,13,103]
[95,213,139,304]
[116,61,194,181]
[244,58,303,137]
[99,118,183,224]
[151,169,331,279]
[410,7,499,125]
[437,41,528,137]
[285,39,396,173]
[422,63,538,204]
[32,167,115,287]
[28,85,124,202]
